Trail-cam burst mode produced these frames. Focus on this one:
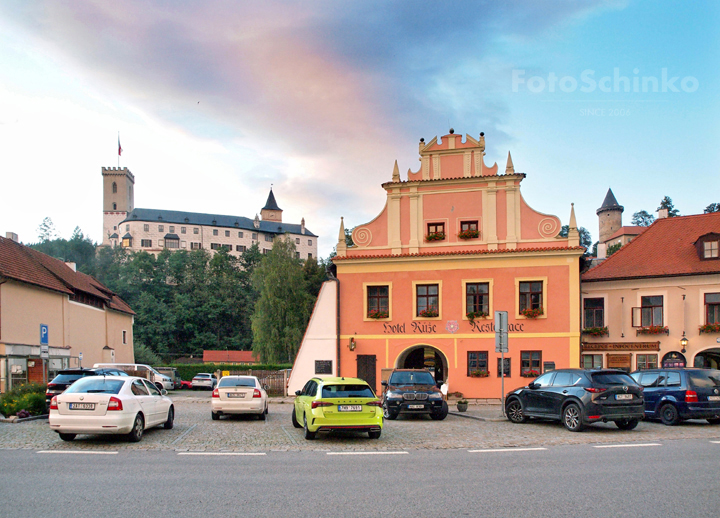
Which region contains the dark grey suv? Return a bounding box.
[505,369,645,432]
[381,369,448,420]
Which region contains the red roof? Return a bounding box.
[607,226,647,241]
[203,350,258,363]
[583,213,720,281]
[0,236,134,315]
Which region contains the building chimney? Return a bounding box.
[657,208,669,219]
[301,217,306,235]
[65,262,77,272]
[5,232,19,242]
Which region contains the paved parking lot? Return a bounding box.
[2,392,719,452]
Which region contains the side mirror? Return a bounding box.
[295,390,302,396]
[161,389,168,396]
[528,382,538,389]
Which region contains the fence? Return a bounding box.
[221,369,290,396]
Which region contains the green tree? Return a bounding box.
[704,203,720,213]
[657,196,680,217]
[558,225,592,251]
[251,237,311,363]
[607,242,622,256]
[631,210,655,226]
[37,217,58,242]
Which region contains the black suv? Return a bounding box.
[630,368,720,425]
[505,368,645,432]
[45,368,128,410]
[381,369,448,420]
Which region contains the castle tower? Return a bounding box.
[596,188,623,246]
[260,188,283,222]
[102,167,135,246]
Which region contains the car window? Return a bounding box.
[534,372,554,387]
[321,384,375,398]
[143,380,161,396]
[590,372,637,385]
[688,370,720,389]
[219,377,257,388]
[307,381,318,397]
[551,372,574,387]
[131,380,149,396]
[389,371,435,385]
[666,371,681,387]
[51,373,93,384]
[639,372,662,388]
[65,378,124,394]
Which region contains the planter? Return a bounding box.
[521,371,540,378]
[367,310,389,319]
[466,312,488,323]
[582,326,609,337]
[637,326,669,335]
[700,324,720,334]
[419,308,439,318]
[469,371,489,378]
[456,402,468,412]
[457,230,480,240]
[520,308,544,319]
[425,232,446,242]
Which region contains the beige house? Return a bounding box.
[102,167,318,260]
[581,211,720,372]
[0,234,135,392]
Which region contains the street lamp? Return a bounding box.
[680,334,688,354]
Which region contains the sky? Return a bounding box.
[1,0,718,259]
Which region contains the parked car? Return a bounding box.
[381,369,448,420]
[192,373,217,390]
[92,363,174,391]
[156,367,182,390]
[630,368,720,425]
[211,375,268,420]
[179,379,193,390]
[504,368,645,432]
[292,377,383,440]
[49,375,174,442]
[45,368,129,410]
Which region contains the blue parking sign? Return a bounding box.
[40,324,49,345]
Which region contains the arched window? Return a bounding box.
[113,203,117,210]
[112,182,117,194]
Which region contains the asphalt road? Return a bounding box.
[2,438,719,518]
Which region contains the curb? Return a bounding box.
[0,415,48,424]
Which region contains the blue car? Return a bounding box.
[630,368,720,425]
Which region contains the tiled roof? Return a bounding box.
[583,212,720,281]
[0,236,134,315]
[334,246,584,261]
[121,208,316,237]
[203,350,258,363]
[607,226,647,241]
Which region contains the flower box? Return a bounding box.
[418,307,439,318]
[637,326,669,335]
[520,308,543,319]
[425,232,446,242]
[582,326,609,337]
[367,309,389,319]
[466,311,488,323]
[521,370,540,378]
[700,324,720,334]
[457,229,480,240]
[469,370,489,378]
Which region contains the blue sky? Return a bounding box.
[0,1,717,258]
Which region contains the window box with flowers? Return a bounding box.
[425,232,446,242]
[582,326,609,337]
[700,324,720,334]
[466,311,488,323]
[367,309,389,319]
[637,326,669,335]
[457,229,480,240]
[521,370,540,378]
[469,370,489,378]
[520,308,544,319]
[418,307,439,318]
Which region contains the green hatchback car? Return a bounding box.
[292,377,383,440]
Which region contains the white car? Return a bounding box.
[211,375,268,420]
[192,373,217,390]
[49,376,174,442]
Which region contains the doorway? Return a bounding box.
[395,345,448,385]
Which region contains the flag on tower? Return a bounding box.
[118,136,123,156]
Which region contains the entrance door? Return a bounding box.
[356,355,377,394]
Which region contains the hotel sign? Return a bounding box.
[581,342,660,352]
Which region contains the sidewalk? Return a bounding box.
[447,399,506,421]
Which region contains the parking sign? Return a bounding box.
[40,324,49,345]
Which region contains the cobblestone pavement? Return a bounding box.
[2,392,719,452]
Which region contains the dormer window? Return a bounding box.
[704,241,718,259]
[695,233,720,260]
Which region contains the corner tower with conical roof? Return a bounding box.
[261,188,283,222]
[597,188,624,244]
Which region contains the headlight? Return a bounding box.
[386,392,403,400]
[428,393,443,400]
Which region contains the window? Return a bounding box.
[467,351,488,377]
[238,231,244,238]
[636,354,658,370]
[141,239,152,248]
[263,249,270,255]
[466,282,489,316]
[210,243,221,250]
[193,228,199,234]
[582,354,603,369]
[112,182,117,194]
[265,234,273,242]
[308,253,313,259]
[213,229,218,236]
[519,281,543,311]
[459,221,479,238]
[295,252,300,259]
[552,372,580,387]
[225,230,230,237]
[367,286,389,318]
[181,227,186,234]
[158,239,164,247]
[427,222,445,239]
[236,245,246,252]
[633,296,663,327]
[416,284,439,317]
[122,330,127,344]
[308,239,312,246]
[169,226,175,233]
[461,221,478,232]
[704,241,719,259]
[191,242,201,250]
[497,358,511,377]
[143,224,149,232]
[181,241,186,248]
[166,239,179,249]
[126,224,129,231]
[706,293,720,324]
[113,203,117,210]
[158,225,164,232]
[296,238,300,244]
[584,298,604,328]
[521,351,541,376]
[121,237,131,247]
[222,244,231,251]
[252,233,258,240]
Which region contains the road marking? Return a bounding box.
[171,423,197,445]
[326,451,409,456]
[593,443,661,449]
[177,452,266,456]
[710,440,720,444]
[37,450,118,455]
[468,447,547,453]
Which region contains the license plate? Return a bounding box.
[708,396,720,401]
[408,404,425,409]
[227,393,245,398]
[615,394,633,400]
[338,405,362,412]
[69,403,95,410]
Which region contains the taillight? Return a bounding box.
[212,389,219,398]
[108,397,123,411]
[253,389,261,398]
[311,401,333,409]
[47,383,57,389]
[685,390,699,403]
[366,400,382,407]
[584,387,607,393]
[50,397,58,410]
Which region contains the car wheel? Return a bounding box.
[58,433,76,442]
[303,414,316,440]
[291,409,302,428]
[659,404,680,426]
[163,407,174,429]
[506,399,528,423]
[368,430,381,439]
[211,411,220,421]
[430,401,448,421]
[258,409,266,421]
[128,414,144,442]
[615,418,639,430]
[707,417,720,425]
[562,403,585,432]
[383,404,398,420]
[265,405,269,415]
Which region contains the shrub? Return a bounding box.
[0,384,47,417]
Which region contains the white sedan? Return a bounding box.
[49,375,174,442]
[211,375,268,420]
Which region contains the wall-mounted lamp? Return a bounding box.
[349,337,356,351]
[680,334,688,354]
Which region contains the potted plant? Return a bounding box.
[700,323,720,334]
[520,307,543,319]
[425,232,446,242]
[419,307,439,318]
[521,370,540,378]
[582,326,609,337]
[469,369,489,378]
[637,325,668,335]
[456,399,469,412]
[457,229,480,240]
[466,311,488,323]
[368,309,389,319]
